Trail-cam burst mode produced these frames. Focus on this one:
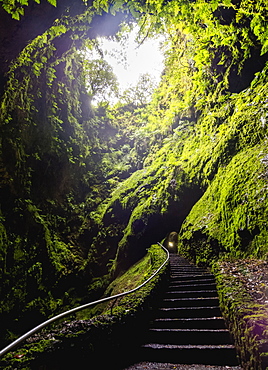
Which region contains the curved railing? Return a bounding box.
[0,242,169,357]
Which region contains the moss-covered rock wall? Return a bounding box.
[0,6,131,346]
[178,66,268,265]
[214,259,268,369]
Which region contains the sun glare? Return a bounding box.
[98,26,165,93]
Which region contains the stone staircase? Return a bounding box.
[129,254,241,368]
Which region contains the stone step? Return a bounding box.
[164,290,218,298]
[170,266,208,271]
[158,306,222,318]
[169,279,216,287]
[141,344,239,366]
[170,271,210,276]
[146,328,233,345]
[126,254,240,368]
[161,297,219,308]
[170,274,215,281]
[170,275,215,281]
[152,317,227,329]
[171,264,208,268]
[168,282,217,291]
[170,263,194,267]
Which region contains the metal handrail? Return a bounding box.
[0,242,169,357]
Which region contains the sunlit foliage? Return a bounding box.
[0,0,57,19]
[119,73,157,107]
[83,58,119,102]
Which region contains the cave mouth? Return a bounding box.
[115,183,204,276]
[166,231,178,253]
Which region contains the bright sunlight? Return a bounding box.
[99,26,165,91]
[85,25,165,104]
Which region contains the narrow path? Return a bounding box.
[123,254,242,370]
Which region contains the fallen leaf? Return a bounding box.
[14,354,25,359]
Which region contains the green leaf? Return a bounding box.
[47,0,57,7]
[12,10,21,20]
[261,39,268,56]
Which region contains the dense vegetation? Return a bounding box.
[214,259,268,369]
[0,244,168,369]
[1,0,268,353]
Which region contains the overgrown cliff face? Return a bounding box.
[95,0,268,273]
[0,6,131,343]
[178,78,268,264]
[1,0,268,346]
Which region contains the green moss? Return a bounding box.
[179,143,268,265]
[175,61,268,265]
[214,259,268,369]
[94,129,196,272]
[0,8,130,339]
[0,339,53,370]
[0,244,168,368]
[1,1,268,365]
